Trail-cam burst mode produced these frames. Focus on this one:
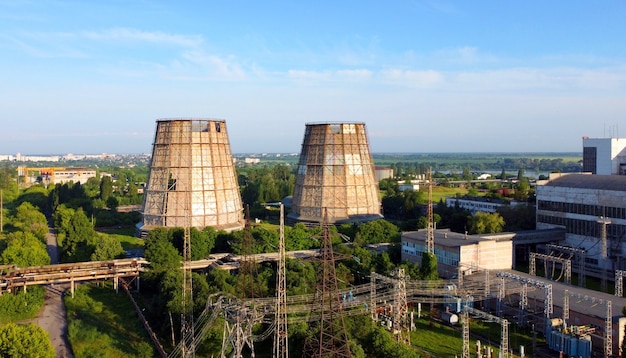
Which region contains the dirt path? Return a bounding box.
[36,227,74,358]
[37,285,72,358]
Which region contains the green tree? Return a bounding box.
[514,177,530,201]
[62,208,97,262]
[420,252,438,280]
[285,223,318,250]
[99,176,114,202]
[0,167,19,203]
[468,211,505,234]
[144,228,182,282]
[105,196,119,212]
[90,235,125,261]
[0,323,55,358]
[115,172,128,195]
[52,204,75,245]
[462,167,472,181]
[498,203,536,231]
[12,202,48,241]
[0,231,50,267]
[402,190,424,219]
[169,227,216,260]
[355,220,401,245]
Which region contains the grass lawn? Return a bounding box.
[410,310,541,357]
[96,228,145,251]
[431,186,468,203]
[65,282,155,358]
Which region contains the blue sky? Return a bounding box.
[1,1,625,154]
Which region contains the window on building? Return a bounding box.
[582,147,597,173]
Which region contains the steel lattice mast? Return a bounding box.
[302,208,352,358]
[273,204,289,358]
[426,167,435,254]
[181,157,194,357]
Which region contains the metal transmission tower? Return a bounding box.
[180,140,195,358]
[562,291,613,357]
[303,209,352,358]
[464,306,509,357]
[461,310,470,358]
[426,168,435,255]
[392,268,410,345]
[238,206,258,299]
[371,270,410,344]
[546,244,586,287]
[598,215,611,292]
[220,206,260,358]
[273,204,288,358]
[529,252,572,285]
[181,222,194,357]
[498,272,553,320]
[616,270,626,297]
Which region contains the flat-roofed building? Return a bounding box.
[536,173,626,270]
[401,229,514,278]
[582,136,626,175]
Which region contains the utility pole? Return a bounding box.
[598,215,611,292]
[426,168,434,255]
[302,208,352,358]
[273,204,288,358]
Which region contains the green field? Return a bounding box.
[65,283,155,358]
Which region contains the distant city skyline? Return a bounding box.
[1,1,625,154]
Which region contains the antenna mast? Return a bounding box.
[426,167,435,254]
[273,204,289,358]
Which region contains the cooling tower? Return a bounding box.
[137,119,244,236]
[288,122,382,224]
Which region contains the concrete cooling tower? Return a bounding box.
[288,122,382,224]
[137,119,244,237]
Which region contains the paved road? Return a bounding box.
[37,226,73,358]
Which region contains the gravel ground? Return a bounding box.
[36,228,74,358]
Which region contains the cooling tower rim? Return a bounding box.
[305,121,365,126]
[286,212,384,225]
[156,117,226,123]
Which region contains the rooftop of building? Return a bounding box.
[447,196,508,205]
[541,173,626,192]
[402,229,514,248]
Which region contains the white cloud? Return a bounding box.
[379,69,444,88]
[82,28,203,48]
[336,69,373,80]
[167,51,247,80]
[450,66,626,92]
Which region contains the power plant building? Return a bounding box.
[536,173,626,271]
[288,122,382,224]
[137,119,244,237]
[582,136,626,175]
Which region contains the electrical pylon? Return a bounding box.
[426,167,434,255]
[181,189,194,357]
[392,268,410,345]
[273,204,289,358]
[302,208,352,358]
[221,205,259,358]
[238,205,258,299]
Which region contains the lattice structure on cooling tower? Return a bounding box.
[288,122,382,224]
[138,119,244,236]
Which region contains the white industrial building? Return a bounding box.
[374,166,394,182]
[445,196,509,214]
[401,229,514,278]
[536,173,626,271]
[582,136,626,175]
